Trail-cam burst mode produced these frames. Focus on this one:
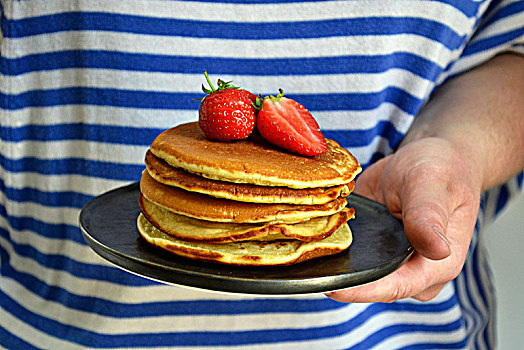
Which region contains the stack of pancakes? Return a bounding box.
[137,122,362,266]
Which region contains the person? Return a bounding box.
[1,1,523,348]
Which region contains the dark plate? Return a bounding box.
[79,183,412,295]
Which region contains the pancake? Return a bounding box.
[145,150,353,204]
[139,194,355,243]
[137,214,353,266]
[140,170,348,224]
[149,122,361,189]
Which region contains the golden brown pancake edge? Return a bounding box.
[137,214,353,266]
[145,150,354,204]
[139,193,355,243]
[149,122,362,189]
[140,170,348,224]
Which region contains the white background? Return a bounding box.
[484,191,524,350]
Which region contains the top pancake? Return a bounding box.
[149,122,361,189]
[145,150,353,205]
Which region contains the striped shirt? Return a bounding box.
[1,0,523,348]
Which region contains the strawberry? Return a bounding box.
[198,71,256,141]
[240,89,258,105]
[256,89,327,156]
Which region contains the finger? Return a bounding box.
[325,252,432,303]
[353,156,390,202]
[397,162,453,260]
[412,283,447,302]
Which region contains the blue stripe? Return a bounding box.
[1,50,442,81]
[0,178,92,209]
[360,152,387,171]
[0,87,198,110]
[352,320,465,349]
[462,26,524,57]
[0,227,155,287]
[137,0,483,16]
[0,325,38,350]
[0,203,84,243]
[324,121,405,150]
[397,341,468,349]
[0,123,163,146]
[0,285,460,347]
[478,1,524,29]
[2,12,465,49]
[0,246,342,316]
[454,261,483,348]
[481,256,495,349]
[0,226,459,319]
[299,90,423,114]
[1,121,405,150]
[0,123,403,148]
[470,241,491,348]
[470,239,489,312]
[0,153,143,181]
[1,88,424,116]
[40,0,480,18]
[495,184,509,215]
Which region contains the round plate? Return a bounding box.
[79,183,412,295]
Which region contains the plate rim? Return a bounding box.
[79,182,413,295]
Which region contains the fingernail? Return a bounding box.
[432,225,452,258]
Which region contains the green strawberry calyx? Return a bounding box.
[253,88,284,111]
[197,70,239,101]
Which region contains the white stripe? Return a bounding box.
[0,271,355,334]
[439,47,498,83]
[0,227,328,304]
[0,170,127,198]
[6,0,472,29]
[0,297,85,349]
[2,106,194,128]
[323,287,464,349]
[375,329,468,350]
[0,130,392,178]
[2,103,413,132]
[0,267,463,340]
[455,263,486,349]
[315,104,414,133]
[349,136,395,164]
[1,197,79,226]
[2,30,457,64]
[434,0,495,84]
[463,33,524,67]
[473,11,524,41]
[1,139,147,164]
[2,68,434,100]
[0,233,210,304]
[482,186,500,227]
[0,215,100,264]
[476,244,496,349]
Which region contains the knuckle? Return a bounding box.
[387,284,413,302]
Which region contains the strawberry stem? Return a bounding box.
[203,70,216,93]
[264,88,286,103]
[253,94,264,110]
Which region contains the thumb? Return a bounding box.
[398,163,453,260]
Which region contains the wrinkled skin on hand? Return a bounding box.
[326,137,482,303]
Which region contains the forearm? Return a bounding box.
[401,53,524,192]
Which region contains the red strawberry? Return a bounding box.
[256,89,327,156]
[198,71,256,141]
[240,89,258,105]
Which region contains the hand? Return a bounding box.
[326,137,482,303]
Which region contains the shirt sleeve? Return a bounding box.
[449,0,524,76]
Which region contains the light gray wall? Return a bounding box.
[483,191,524,350]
